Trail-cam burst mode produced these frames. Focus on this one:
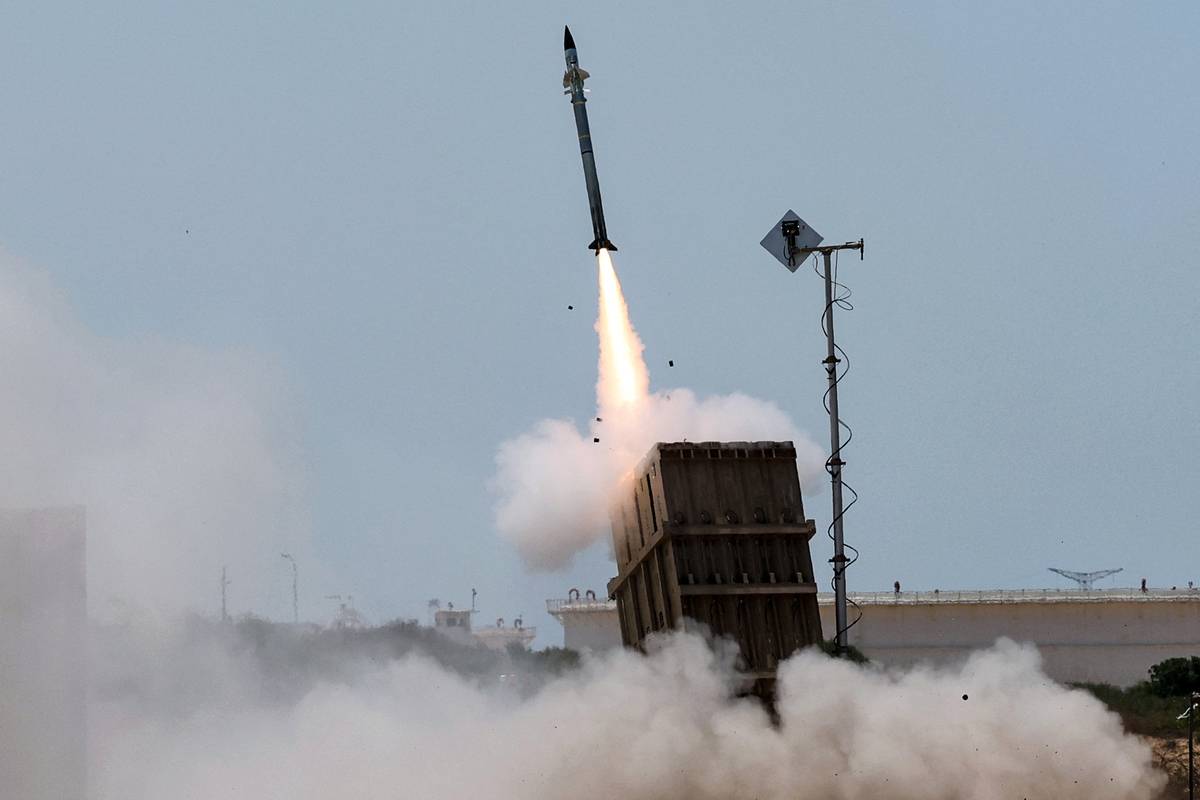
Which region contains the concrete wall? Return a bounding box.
[0,506,87,800]
[550,589,1200,687]
[819,594,1200,687]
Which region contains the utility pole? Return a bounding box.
[281,553,298,624]
[1181,694,1198,800]
[761,211,864,654]
[220,565,231,623]
[812,242,863,654]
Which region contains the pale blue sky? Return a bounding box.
[1,2,1197,639]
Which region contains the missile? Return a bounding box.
[563,26,617,253]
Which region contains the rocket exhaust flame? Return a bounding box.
[595,249,648,416]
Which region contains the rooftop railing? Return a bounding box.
[816,588,1200,605]
[546,597,617,614]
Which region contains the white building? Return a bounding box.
[432,606,536,651]
[546,585,1200,687]
[473,617,536,651]
[546,590,620,652]
[0,507,87,800]
[820,587,1200,687]
[432,606,476,646]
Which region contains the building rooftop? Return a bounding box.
[546,587,1200,624]
[546,596,617,617]
[473,623,536,651]
[817,588,1200,606]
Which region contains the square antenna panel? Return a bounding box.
[760,210,823,272]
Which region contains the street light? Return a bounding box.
[280,553,298,624]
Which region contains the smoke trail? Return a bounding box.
[494,250,825,570]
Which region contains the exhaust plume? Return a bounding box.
[596,248,649,413]
[494,250,824,570]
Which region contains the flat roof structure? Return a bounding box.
[818,587,1200,686]
[547,593,621,652]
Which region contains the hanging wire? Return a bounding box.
[814,248,863,641]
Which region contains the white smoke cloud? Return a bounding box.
[495,251,826,571]
[0,252,312,618]
[0,251,1166,800]
[494,389,826,571]
[91,632,1164,800]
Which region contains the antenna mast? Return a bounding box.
[220,565,231,622]
[281,553,298,624]
[760,211,864,654]
[1048,567,1123,591]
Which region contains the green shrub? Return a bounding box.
[1072,681,1191,737]
[1148,656,1200,698]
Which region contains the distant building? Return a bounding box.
[547,590,620,652]
[0,506,87,800]
[472,617,536,651]
[329,601,369,630]
[820,587,1200,687]
[433,607,473,631]
[431,605,535,650]
[432,606,475,645]
[547,584,1200,688]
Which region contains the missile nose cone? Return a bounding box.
[564,26,576,51]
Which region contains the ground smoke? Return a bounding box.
[91,632,1163,799]
[0,253,311,618]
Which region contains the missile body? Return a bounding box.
[563,26,617,253]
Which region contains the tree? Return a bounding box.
[1148,656,1200,697]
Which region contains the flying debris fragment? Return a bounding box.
[563,26,617,253]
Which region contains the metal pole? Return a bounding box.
[221,566,229,623]
[1190,692,1195,800]
[281,553,298,624]
[822,249,849,652]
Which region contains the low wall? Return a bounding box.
[819,590,1200,686]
